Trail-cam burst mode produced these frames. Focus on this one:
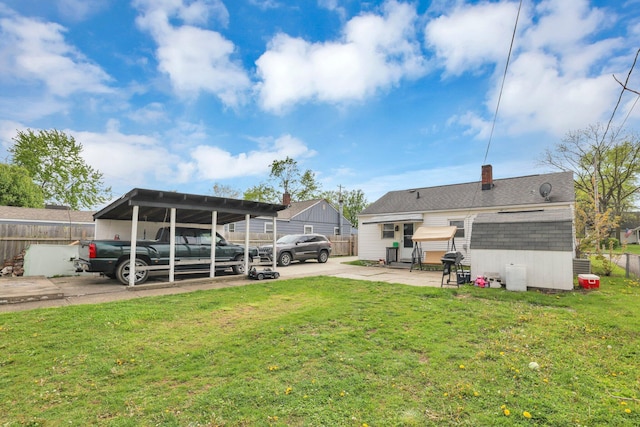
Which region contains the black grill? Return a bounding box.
[441,251,463,265]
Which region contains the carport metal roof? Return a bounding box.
[93,188,286,225]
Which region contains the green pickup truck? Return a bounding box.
[74,227,257,285]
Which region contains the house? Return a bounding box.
[358,165,576,290]
[226,197,355,237]
[0,205,95,263]
[619,212,640,244]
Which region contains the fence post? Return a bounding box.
[626,252,630,278]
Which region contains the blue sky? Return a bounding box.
[1,0,639,206]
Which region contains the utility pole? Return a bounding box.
[338,185,344,236]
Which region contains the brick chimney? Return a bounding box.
[283,192,291,206]
[481,164,493,190]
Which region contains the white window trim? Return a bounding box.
[304,225,313,234]
[264,222,274,233]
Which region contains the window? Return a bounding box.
[200,232,212,245]
[382,223,395,239]
[334,226,340,235]
[450,220,465,238]
[264,222,274,233]
[304,225,313,234]
[227,223,236,233]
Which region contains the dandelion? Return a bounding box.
[625,408,632,414]
[500,404,506,409]
[459,364,465,369]
[504,409,511,416]
[543,378,549,383]
[473,391,480,397]
[621,401,627,406]
[285,387,292,395]
[523,411,532,419]
[444,392,449,397]
[500,351,505,356]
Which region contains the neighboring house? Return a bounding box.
[227,198,355,237]
[619,212,640,244]
[0,205,95,263]
[358,165,576,290]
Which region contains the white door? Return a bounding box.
[401,223,415,261]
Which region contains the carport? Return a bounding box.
[93,188,286,286]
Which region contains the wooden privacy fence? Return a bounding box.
[226,232,358,257]
[0,223,95,264]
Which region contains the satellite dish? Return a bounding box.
[539,182,552,201]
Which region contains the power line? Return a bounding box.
[483,0,523,164]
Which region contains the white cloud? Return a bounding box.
[0,12,112,97]
[134,0,249,106]
[431,0,629,138]
[318,0,347,21]
[72,123,183,189]
[64,119,317,191]
[129,102,168,123]
[256,0,427,113]
[187,134,316,180]
[56,0,109,22]
[425,1,522,76]
[495,51,618,135]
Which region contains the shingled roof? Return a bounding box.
[0,205,95,223]
[276,199,323,220]
[360,170,574,216]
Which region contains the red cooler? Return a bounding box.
[578,274,600,289]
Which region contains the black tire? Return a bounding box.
[274,272,280,279]
[318,250,329,263]
[257,273,264,280]
[232,256,245,275]
[115,258,149,285]
[278,252,292,267]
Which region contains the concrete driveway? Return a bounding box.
[0,257,447,312]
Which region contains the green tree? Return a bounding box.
[9,129,111,209]
[211,182,241,199]
[322,188,369,226]
[244,157,321,203]
[540,124,640,219]
[243,182,279,203]
[0,163,45,208]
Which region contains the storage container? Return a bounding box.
[505,264,527,291]
[578,274,600,289]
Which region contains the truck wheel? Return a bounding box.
[318,250,329,263]
[232,256,245,274]
[257,273,264,280]
[278,252,292,267]
[115,258,149,285]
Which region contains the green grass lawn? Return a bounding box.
[1,273,639,426]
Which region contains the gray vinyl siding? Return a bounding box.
[227,200,354,236]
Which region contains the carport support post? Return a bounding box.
[169,208,176,283]
[210,211,217,278]
[244,214,250,274]
[128,205,139,287]
[272,216,277,270]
